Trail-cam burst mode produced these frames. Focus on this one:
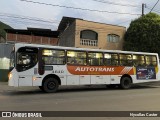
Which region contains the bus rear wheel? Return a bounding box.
[42,78,59,93]
[119,77,132,89]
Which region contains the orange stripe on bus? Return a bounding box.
[67,65,134,75]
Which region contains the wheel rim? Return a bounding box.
[47,81,56,90]
[124,79,130,87]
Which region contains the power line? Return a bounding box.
[0,17,58,30]
[0,17,58,26]
[91,0,140,8]
[20,0,141,16]
[146,6,160,14]
[0,12,60,24]
[150,0,159,13]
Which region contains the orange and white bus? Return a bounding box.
[8,43,160,92]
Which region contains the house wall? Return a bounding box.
[59,21,76,47]
[6,33,58,45]
[0,36,5,43]
[75,19,126,50]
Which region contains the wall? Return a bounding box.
[0,36,5,43]
[0,43,14,82]
[59,21,76,47]
[0,57,10,82]
[6,33,58,45]
[75,19,126,50]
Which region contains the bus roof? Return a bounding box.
[14,43,158,55]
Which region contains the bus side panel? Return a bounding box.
[110,75,121,84]
[79,75,90,85]
[156,65,160,81]
[66,67,91,85]
[133,66,159,83]
[8,69,19,87]
[91,75,110,84]
[18,69,34,86]
[33,65,67,86]
[53,65,67,85]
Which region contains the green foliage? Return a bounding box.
[0,21,12,39]
[124,13,160,55]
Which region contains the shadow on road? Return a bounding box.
[57,85,158,93]
[1,84,159,96]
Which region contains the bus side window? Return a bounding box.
[146,55,157,66]
[111,54,119,66]
[67,51,87,65]
[104,53,111,65]
[133,55,145,67]
[88,52,103,66]
[42,49,65,65]
[119,54,133,66]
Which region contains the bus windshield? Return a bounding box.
[9,51,15,71]
[16,47,38,72]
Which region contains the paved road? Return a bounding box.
[0,82,160,120]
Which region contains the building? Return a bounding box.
[58,17,126,50]
[0,35,5,43]
[0,21,12,43]
[0,43,14,81]
[5,28,60,45]
[0,28,59,81]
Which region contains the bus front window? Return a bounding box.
[17,54,31,65]
[9,51,15,71]
[16,47,38,72]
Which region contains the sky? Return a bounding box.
[0,0,160,30]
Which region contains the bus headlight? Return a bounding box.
[8,72,12,80]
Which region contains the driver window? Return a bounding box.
[17,54,31,65]
[16,47,38,72]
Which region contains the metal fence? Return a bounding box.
[0,43,14,58]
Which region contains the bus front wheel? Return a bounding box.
[42,78,59,93]
[119,77,132,89]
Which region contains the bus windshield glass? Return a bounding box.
[16,47,38,72]
[9,51,15,71]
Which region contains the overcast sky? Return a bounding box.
[0,0,160,30]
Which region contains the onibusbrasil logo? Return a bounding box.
[1,112,42,118]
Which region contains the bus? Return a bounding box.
[8,43,160,93]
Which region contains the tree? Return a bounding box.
[0,21,12,39]
[124,13,160,55]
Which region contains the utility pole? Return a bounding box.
[142,3,145,16]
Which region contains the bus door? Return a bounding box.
[16,47,38,86]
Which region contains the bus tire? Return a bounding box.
[120,77,132,89]
[42,77,59,93]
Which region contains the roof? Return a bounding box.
[15,43,158,55]
[58,16,83,31]
[5,28,60,38]
[58,16,126,32]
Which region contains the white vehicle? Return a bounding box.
[8,43,160,93]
